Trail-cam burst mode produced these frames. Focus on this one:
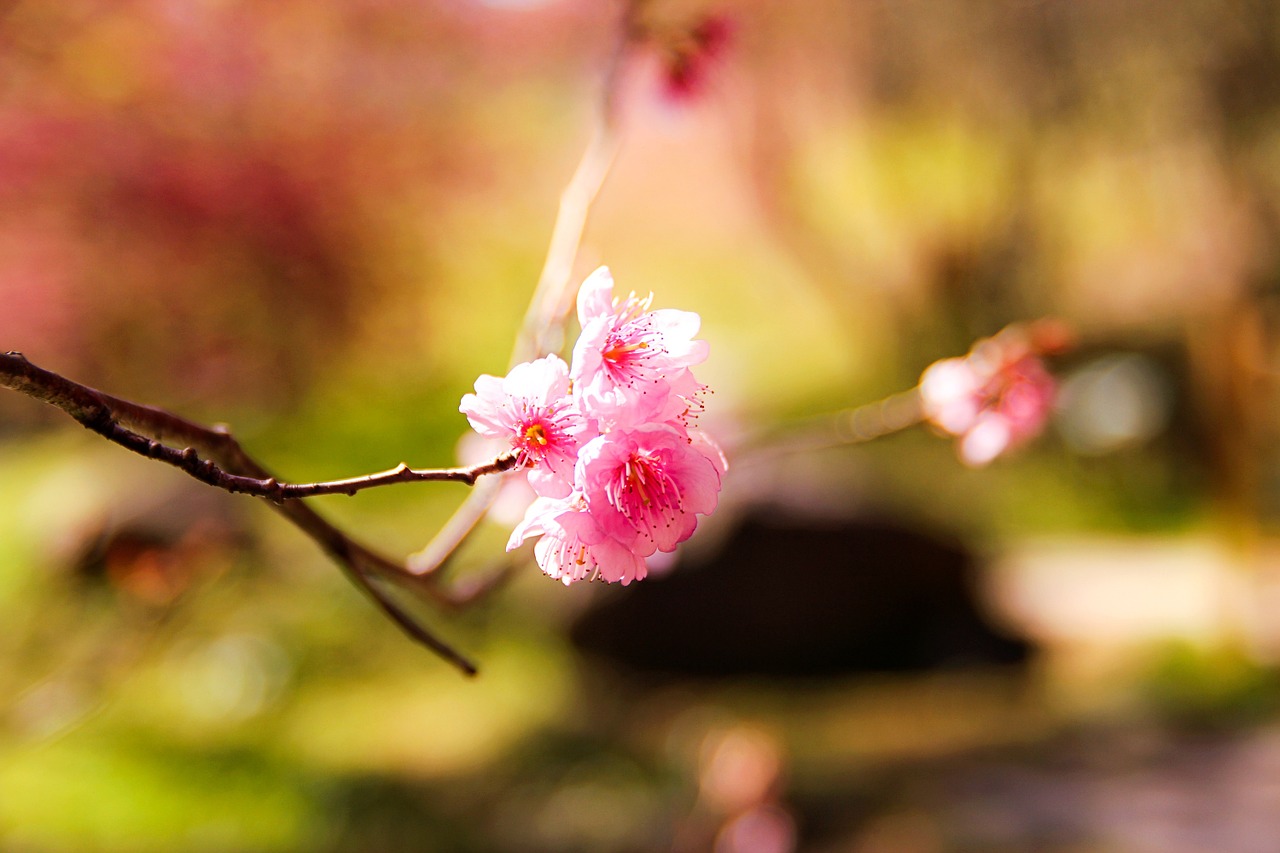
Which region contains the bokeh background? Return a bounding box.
[3,0,1280,850]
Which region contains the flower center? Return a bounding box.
[625,458,652,506]
[603,340,649,363]
[524,423,550,446]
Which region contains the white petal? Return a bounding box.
[576,266,616,326]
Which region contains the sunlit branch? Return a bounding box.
[0,0,664,676]
[0,350,485,675]
[406,476,501,576]
[738,387,925,464]
[0,0,655,674]
[836,387,925,444]
[511,0,639,364]
[0,353,519,500]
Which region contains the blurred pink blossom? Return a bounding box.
[658,13,735,104]
[919,323,1068,466]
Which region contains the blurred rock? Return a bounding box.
[571,513,1030,679]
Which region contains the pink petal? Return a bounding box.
[459,374,513,437]
[503,354,570,408]
[959,415,1012,466]
[647,308,709,366]
[576,266,616,326]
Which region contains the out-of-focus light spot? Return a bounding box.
[175,634,291,723]
[699,724,784,813]
[1056,353,1173,455]
[990,538,1234,645]
[714,805,797,853]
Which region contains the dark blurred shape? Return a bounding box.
[571,514,1030,679]
[70,482,250,607]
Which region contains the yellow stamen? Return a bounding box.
[603,341,649,362]
[626,459,652,507]
[524,423,549,446]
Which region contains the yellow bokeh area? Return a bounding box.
[3,1,1280,850]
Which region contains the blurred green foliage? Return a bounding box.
[1139,642,1280,730]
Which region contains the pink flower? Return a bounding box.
[465,267,725,588]
[508,495,647,586]
[918,358,985,436]
[577,424,721,556]
[919,329,1058,466]
[658,370,729,475]
[963,355,1055,465]
[459,354,590,497]
[657,368,708,429]
[571,266,709,426]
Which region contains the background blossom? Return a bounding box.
[919,327,1060,467]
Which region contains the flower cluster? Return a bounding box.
[919,322,1069,466]
[460,267,724,586]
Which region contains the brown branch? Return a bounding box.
[0,350,498,675]
[0,351,519,500]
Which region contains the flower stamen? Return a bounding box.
[524,423,550,446]
[603,341,650,362]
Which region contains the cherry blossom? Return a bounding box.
[571,266,709,427]
[919,326,1059,466]
[508,495,647,586]
[577,424,721,557]
[459,354,589,497]
[657,14,735,104]
[466,268,723,586]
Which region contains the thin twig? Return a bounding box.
[0,351,486,675]
[736,387,925,464]
[406,476,501,576]
[512,0,639,364]
[836,387,925,444]
[0,353,519,499]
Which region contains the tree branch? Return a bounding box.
[0,351,520,501]
[0,350,498,675]
[736,388,926,465]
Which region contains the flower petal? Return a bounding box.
[576,266,616,326]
